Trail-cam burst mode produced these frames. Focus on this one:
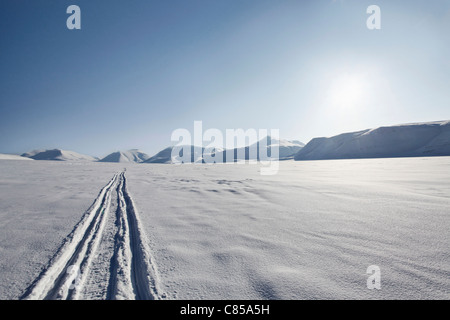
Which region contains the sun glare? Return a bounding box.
[328,73,366,110]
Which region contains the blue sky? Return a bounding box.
[1,0,449,157]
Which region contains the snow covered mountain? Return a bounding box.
[144,147,173,164]
[21,149,96,161]
[214,137,305,162]
[145,146,205,164]
[99,149,150,163]
[0,153,33,161]
[295,120,450,161]
[267,138,305,160]
[145,138,304,164]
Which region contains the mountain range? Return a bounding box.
[21,149,97,162]
[145,138,304,164]
[3,120,449,163]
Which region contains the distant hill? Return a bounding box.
[21,149,96,161]
[145,146,205,164]
[99,149,150,163]
[214,137,305,162]
[145,138,304,164]
[144,147,173,164]
[0,153,33,161]
[295,120,450,161]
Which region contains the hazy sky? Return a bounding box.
[1,0,449,157]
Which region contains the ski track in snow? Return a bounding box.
[21,172,162,300]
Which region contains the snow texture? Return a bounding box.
[0,158,449,300]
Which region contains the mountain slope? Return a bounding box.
[144,147,173,164]
[214,137,305,162]
[22,149,96,161]
[145,146,205,164]
[295,120,450,161]
[99,149,150,163]
[0,153,33,161]
[145,138,304,164]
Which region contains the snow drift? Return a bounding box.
[99,149,150,163]
[22,149,96,162]
[295,120,450,161]
[1,155,449,300]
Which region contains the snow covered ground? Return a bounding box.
[0,158,449,299]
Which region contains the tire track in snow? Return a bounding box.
[21,172,162,300]
[120,173,161,300]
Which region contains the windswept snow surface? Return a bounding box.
[295,120,450,160]
[0,158,449,299]
[125,159,450,299]
[0,161,120,299]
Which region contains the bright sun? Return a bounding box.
[328,73,366,109]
